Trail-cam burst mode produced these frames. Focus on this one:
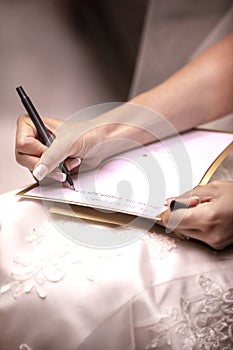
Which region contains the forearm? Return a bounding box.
[97,33,233,143]
[70,32,233,164]
[92,32,233,157]
[131,32,233,132]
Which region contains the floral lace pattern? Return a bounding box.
[0,222,177,300]
[145,275,233,350]
[0,224,83,299]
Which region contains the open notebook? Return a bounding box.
[17,129,233,225]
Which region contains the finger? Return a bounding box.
[178,183,218,204]
[16,137,46,157]
[164,185,212,208]
[173,227,230,250]
[16,114,46,160]
[65,157,82,171]
[15,133,46,170]
[32,136,72,180]
[15,153,41,171]
[46,168,66,182]
[159,196,200,228]
[33,164,66,183]
[16,115,62,153]
[166,183,216,207]
[16,115,38,151]
[37,170,66,185]
[161,202,211,231]
[34,159,80,183]
[169,196,200,210]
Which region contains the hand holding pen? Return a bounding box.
[16,86,78,190]
[160,180,233,250]
[15,91,116,185]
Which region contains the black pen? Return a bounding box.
[16,86,76,191]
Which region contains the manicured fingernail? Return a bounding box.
[190,196,200,205]
[49,171,66,182]
[70,158,81,168]
[33,164,49,181]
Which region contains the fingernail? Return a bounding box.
[190,196,200,206]
[33,164,49,181]
[49,171,66,182]
[70,158,81,168]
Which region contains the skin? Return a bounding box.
[16,115,59,171]
[15,33,233,249]
[161,181,233,250]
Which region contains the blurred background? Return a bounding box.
[0,0,232,193]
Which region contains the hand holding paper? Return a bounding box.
[161,180,233,250]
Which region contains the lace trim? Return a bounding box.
[145,275,233,350]
[0,223,177,300]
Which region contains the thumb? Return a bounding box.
[32,136,71,181]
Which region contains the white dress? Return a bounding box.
[0,152,233,350]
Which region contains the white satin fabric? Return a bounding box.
[0,178,233,350]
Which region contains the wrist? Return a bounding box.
[90,102,159,160]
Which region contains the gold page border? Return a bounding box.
[49,203,144,226]
[199,141,233,186]
[17,182,38,196]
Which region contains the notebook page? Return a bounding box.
[23,129,233,219]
